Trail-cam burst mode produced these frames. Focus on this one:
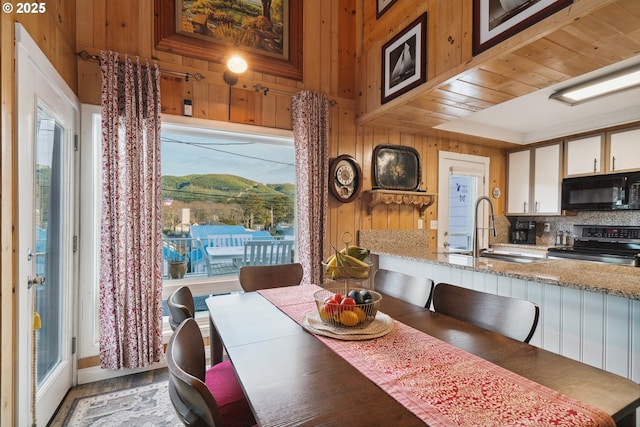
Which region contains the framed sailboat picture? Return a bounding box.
[376,0,399,18]
[381,13,427,104]
[473,0,572,55]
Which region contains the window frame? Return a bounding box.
[79,109,295,367]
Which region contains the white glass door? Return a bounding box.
[437,152,489,252]
[16,25,79,426]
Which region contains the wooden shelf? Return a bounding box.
[364,190,436,217]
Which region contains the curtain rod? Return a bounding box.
[253,84,296,96]
[253,84,337,105]
[76,50,204,82]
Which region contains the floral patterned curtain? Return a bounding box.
[99,51,163,369]
[292,91,329,285]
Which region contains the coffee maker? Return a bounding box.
[511,220,536,244]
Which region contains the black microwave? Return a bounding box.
[561,171,640,211]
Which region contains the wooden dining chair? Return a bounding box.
[373,269,435,308]
[166,318,257,427]
[238,263,304,292]
[167,286,195,331]
[432,282,540,343]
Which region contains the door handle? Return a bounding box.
[27,274,45,289]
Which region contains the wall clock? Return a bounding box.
[329,155,362,203]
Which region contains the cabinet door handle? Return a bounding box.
[523,201,527,213]
[612,156,616,171]
[535,201,539,213]
[593,158,597,173]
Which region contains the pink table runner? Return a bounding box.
[258,284,615,427]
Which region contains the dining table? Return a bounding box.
[206,284,640,426]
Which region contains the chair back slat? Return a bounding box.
[231,234,253,246]
[272,240,294,264]
[208,235,231,247]
[432,282,540,343]
[243,240,275,265]
[373,269,434,308]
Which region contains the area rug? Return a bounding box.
[63,381,181,426]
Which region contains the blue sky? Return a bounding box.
[161,131,295,184]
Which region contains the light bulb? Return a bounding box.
[227,56,248,74]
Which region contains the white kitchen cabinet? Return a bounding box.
[565,134,603,176]
[507,143,561,215]
[506,150,530,214]
[532,144,561,214]
[565,128,640,176]
[609,127,640,172]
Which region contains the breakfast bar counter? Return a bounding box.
[358,229,640,417]
[358,230,640,300]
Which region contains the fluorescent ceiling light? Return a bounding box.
[549,64,640,106]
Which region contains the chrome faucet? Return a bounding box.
[473,196,497,258]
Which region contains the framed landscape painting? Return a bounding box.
[473,0,572,55]
[381,13,427,104]
[155,0,303,80]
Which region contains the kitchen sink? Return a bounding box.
[437,250,549,265]
[479,250,548,264]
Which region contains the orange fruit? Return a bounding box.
[353,307,366,322]
[319,305,333,321]
[339,310,359,327]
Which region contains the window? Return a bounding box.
[160,118,296,282]
[79,110,296,359]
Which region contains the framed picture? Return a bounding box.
[376,0,399,19]
[381,13,427,104]
[154,0,303,80]
[473,0,573,55]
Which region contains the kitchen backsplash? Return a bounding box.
[357,211,640,253]
[512,211,640,247]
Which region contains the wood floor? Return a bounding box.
[48,368,169,426]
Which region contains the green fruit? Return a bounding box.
[346,245,370,261]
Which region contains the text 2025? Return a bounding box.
[16,2,46,13]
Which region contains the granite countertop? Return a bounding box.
[358,230,640,301]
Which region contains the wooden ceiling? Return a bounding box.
[358,0,640,141]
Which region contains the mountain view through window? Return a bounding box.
[161,123,295,279]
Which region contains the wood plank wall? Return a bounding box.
[329,0,508,256]
[327,128,507,256]
[75,0,511,260]
[1,2,512,413]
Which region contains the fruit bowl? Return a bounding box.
[313,288,382,329]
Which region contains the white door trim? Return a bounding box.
[437,151,490,251]
[15,23,80,425]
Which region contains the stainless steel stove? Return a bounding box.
[547,225,640,266]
